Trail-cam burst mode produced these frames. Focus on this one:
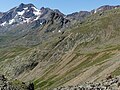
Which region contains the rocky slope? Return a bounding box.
[54,75,120,90]
[0,4,120,90]
[0,74,34,90]
[0,12,4,18]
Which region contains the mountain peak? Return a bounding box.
[91,5,120,14]
[0,3,42,26]
[54,9,65,16]
[19,3,25,7]
[19,3,35,8]
[40,7,45,10]
[17,3,36,12]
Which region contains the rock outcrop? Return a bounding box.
[54,76,120,90]
[0,74,34,90]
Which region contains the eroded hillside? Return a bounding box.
[0,4,120,90]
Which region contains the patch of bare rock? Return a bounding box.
[54,75,120,90]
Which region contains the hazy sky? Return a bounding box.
[0,0,120,14]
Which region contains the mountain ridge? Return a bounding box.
[0,4,120,27]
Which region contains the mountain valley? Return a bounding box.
[0,3,120,90]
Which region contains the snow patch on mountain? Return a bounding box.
[32,7,42,16]
[1,22,7,26]
[94,10,97,13]
[34,16,40,21]
[9,19,15,24]
[17,10,25,16]
[0,4,43,26]
[24,7,28,10]
[24,18,31,23]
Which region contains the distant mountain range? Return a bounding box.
[0,4,120,27]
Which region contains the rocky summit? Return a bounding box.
[1,3,120,90]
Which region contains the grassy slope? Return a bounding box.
[1,8,120,90]
[32,8,120,90]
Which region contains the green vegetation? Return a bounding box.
[22,8,120,89]
[0,46,30,62]
[111,67,120,76]
[1,6,120,90]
